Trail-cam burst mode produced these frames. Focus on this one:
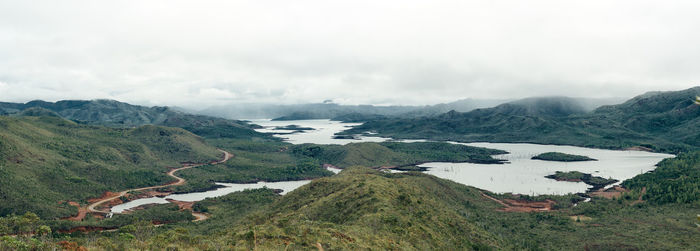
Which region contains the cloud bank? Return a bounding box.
[1,0,699,108]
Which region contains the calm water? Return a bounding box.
[112,180,311,213]
[253,119,673,195]
[249,119,391,145]
[421,142,674,195]
[112,119,674,212]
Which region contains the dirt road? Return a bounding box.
[85,149,233,215]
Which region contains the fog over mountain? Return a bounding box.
[196,97,625,120]
[1,1,699,109]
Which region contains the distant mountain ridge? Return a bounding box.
[342,87,700,153]
[198,97,621,121]
[0,99,269,139]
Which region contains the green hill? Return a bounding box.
[0,115,221,218]
[202,166,699,250]
[290,141,506,168]
[0,99,269,140]
[342,87,700,153]
[224,167,503,250]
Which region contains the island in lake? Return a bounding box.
[532,152,597,162]
[545,171,618,191]
[273,124,315,131]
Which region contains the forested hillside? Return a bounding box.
[0,99,269,139]
[20,166,693,250]
[290,141,506,168]
[623,151,700,204]
[343,87,700,153]
[0,115,221,218]
[219,167,698,250]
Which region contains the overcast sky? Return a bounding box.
[1,1,699,108]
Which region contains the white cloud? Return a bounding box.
[0,0,699,108]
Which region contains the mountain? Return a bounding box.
[197,97,621,121]
[342,89,700,153]
[591,87,700,146]
[197,99,512,121]
[0,115,222,218]
[199,103,421,120]
[0,99,268,139]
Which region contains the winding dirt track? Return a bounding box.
[86,149,233,215]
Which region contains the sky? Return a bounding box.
[1,0,699,109]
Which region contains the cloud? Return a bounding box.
[0,0,699,108]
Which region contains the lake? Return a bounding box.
[248,119,391,144]
[112,119,673,213]
[112,180,312,213]
[421,142,674,195]
[251,119,673,195]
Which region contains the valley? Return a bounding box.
[1,88,699,250]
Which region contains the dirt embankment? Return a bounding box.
[166,199,210,221]
[61,202,87,221]
[481,192,555,212]
[589,185,628,199]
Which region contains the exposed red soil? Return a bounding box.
[54,150,228,231]
[85,149,232,215]
[61,201,87,221]
[87,191,122,204]
[167,199,195,210]
[166,199,209,221]
[502,199,555,211]
[481,192,555,212]
[589,185,628,199]
[57,241,88,251]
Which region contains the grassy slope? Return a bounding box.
[3,163,699,250]
[171,139,335,193]
[0,99,271,140]
[0,115,221,218]
[209,166,699,250]
[224,167,503,250]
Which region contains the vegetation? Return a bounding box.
[0,99,271,140]
[532,152,596,162]
[273,124,314,131]
[2,91,700,250]
[47,204,194,233]
[169,139,334,193]
[342,88,700,153]
[545,171,618,191]
[189,188,281,234]
[171,140,506,193]
[0,115,221,218]
[2,165,700,250]
[290,141,506,169]
[623,151,700,204]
